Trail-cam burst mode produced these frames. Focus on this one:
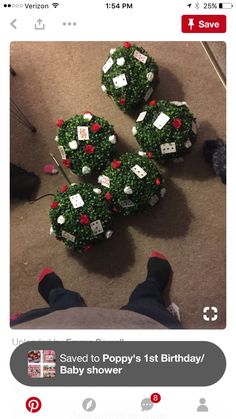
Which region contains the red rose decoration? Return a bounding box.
[62,159,71,168]
[105,192,112,201]
[56,119,64,128]
[149,100,156,107]
[155,178,161,186]
[111,159,121,169]
[172,118,182,129]
[79,214,90,225]
[84,144,95,154]
[124,42,132,48]
[84,244,92,252]
[91,123,102,133]
[147,152,153,159]
[60,185,68,192]
[50,201,59,209]
[119,98,126,106]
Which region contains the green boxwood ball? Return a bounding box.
[49,183,114,252]
[99,152,166,216]
[133,100,198,162]
[101,43,158,112]
[56,113,117,175]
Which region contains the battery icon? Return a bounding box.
[219,2,233,8]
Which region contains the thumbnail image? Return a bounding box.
[10,41,226,329]
[28,350,41,363]
[43,350,56,363]
[28,365,41,378]
[27,349,56,378]
[43,365,56,378]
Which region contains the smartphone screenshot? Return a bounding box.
[1,0,235,417]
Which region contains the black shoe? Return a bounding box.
[147,257,172,292]
[10,163,40,200]
[38,272,64,305]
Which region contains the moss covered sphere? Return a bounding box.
[99,152,166,216]
[49,183,113,251]
[56,113,117,175]
[133,100,197,162]
[101,43,158,111]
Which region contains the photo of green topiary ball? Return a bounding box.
[99,152,166,216]
[49,183,114,252]
[55,113,117,175]
[132,100,197,162]
[101,42,158,112]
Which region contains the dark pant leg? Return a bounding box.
[38,272,86,309]
[121,280,183,329]
[10,307,57,327]
[11,273,86,327]
[121,258,183,329]
[47,288,86,309]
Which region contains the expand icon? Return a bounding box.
[203,306,218,322]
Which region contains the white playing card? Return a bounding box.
[77,126,89,141]
[144,87,153,101]
[90,220,103,236]
[69,193,84,208]
[153,112,170,129]
[112,74,128,89]
[167,302,181,322]
[160,188,167,197]
[58,145,66,159]
[133,49,148,64]
[192,120,198,134]
[160,142,176,154]
[61,231,76,242]
[149,195,159,206]
[170,101,189,108]
[131,164,147,179]
[103,57,114,73]
[136,111,147,122]
[184,139,192,149]
[101,175,110,188]
[118,199,135,208]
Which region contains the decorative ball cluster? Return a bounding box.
[49,183,113,252]
[50,44,199,251]
[56,113,117,175]
[133,100,197,162]
[101,42,158,111]
[99,152,165,216]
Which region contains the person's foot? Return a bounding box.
[150,250,167,260]
[38,268,64,304]
[38,267,54,282]
[147,251,172,292]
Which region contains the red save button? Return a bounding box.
[182,15,226,33]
